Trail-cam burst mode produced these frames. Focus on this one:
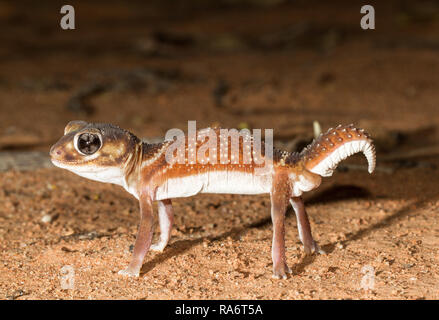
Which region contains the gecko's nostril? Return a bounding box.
[49,145,62,157]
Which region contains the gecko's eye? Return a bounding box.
[76,133,102,155]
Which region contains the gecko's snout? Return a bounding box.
[49,144,63,159]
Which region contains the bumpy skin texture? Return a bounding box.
[50,121,376,279]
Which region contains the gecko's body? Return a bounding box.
[50,121,375,279]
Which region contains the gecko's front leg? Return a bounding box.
[290,197,325,255]
[118,192,154,277]
[150,199,174,252]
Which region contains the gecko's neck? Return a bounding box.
[121,140,144,199]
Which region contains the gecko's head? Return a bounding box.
[49,120,140,184]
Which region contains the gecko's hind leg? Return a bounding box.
[150,199,174,252]
[290,197,325,255]
[270,177,292,279]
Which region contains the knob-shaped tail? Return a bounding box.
[301,124,376,177]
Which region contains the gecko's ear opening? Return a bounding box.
[64,120,88,135]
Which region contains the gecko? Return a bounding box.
[49,120,375,279]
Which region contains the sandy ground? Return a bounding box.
[1,1,439,299]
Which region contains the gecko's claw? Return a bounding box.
[272,263,292,280]
[304,241,326,255]
[150,242,167,252]
[118,268,140,277]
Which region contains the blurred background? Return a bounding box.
[0,0,438,158]
[1,0,439,300]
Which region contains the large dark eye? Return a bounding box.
[77,133,101,155]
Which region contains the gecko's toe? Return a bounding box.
[272,263,291,279]
[316,245,326,255]
[150,242,166,252]
[313,242,326,255]
[304,241,325,255]
[272,273,288,280]
[118,268,140,277]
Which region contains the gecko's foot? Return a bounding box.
[118,268,140,277]
[304,241,326,255]
[150,242,167,252]
[272,263,292,280]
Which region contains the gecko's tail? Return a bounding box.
[300,124,376,177]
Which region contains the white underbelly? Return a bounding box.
[154,170,272,200]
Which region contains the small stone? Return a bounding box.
[47,183,56,190]
[41,214,52,223]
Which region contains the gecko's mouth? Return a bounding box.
[50,157,75,167]
[50,158,77,170]
[50,158,91,172]
[50,157,118,177]
[50,158,62,167]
